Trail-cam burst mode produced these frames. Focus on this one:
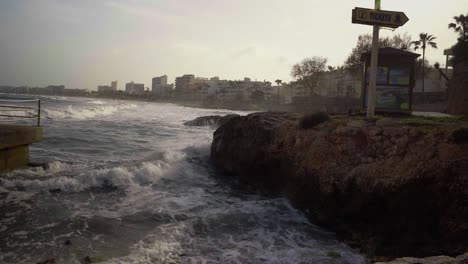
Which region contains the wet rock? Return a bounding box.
[37,259,56,264]
[211,112,468,258]
[376,253,468,264]
[184,114,239,128]
[82,256,92,264]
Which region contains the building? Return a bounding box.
[111,81,118,90]
[98,85,114,94]
[98,81,118,94]
[196,77,268,101]
[46,85,65,95]
[125,82,145,95]
[151,75,169,96]
[175,74,195,94]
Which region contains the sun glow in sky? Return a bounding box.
[0,0,466,90]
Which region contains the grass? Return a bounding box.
[400,115,468,124]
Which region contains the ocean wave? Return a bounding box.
[88,100,106,105]
[43,103,137,120]
[3,161,80,179]
[1,161,169,193]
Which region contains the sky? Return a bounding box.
[0,0,466,90]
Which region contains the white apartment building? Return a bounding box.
[125,82,145,95]
[152,75,170,96]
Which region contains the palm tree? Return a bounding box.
[411,33,438,93]
[327,66,335,96]
[275,79,282,99]
[449,13,468,41]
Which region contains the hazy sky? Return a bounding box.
[0,0,465,90]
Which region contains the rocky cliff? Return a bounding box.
[211,112,468,259]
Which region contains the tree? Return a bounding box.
[411,33,438,93]
[449,13,468,41]
[291,56,327,96]
[345,33,412,73]
[275,79,282,98]
[415,58,432,79]
[250,90,265,103]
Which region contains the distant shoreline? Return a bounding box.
[0,92,268,112]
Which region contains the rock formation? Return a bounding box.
[184,114,239,128]
[211,112,468,259]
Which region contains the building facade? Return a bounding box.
[175,74,195,94]
[111,81,118,90]
[98,85,114,94]
[125,82,145,95]
[152,75,169,96]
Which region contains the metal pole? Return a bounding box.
[367,0,381,118]
[37,100,41,127]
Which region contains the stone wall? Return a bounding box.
[447,60,468,114]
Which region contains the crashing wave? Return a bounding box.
[43,103,137,120]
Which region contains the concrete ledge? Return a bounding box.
[0,125,42,172]
[0,145,29,172]
[0,125,42,149]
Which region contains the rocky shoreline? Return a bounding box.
[208,112,468,262]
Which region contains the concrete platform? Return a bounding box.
[0,125,42,172]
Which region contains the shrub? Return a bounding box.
[452,40,468,64]
[298,112,330,129]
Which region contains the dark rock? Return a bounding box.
[452,127,468,144]
[64,240,72,246]
[82,256,92,264]
[376,252,468,264]
[211,112,468,258]
[50,189,61,194]
[36,259,56,264]
[184,114,239,128]
[298,112,330,129]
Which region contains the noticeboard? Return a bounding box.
[361,48,420,112]
[364,85,410,110]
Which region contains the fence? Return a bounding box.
[0,98,41,127]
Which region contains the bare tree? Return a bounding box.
[291,56,327,96]
[344,33,412,73]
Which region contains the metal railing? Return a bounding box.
[0,98,41,127]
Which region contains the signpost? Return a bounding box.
[352,1,409,117]
[352,8,409,28]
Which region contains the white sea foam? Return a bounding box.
[89,100,106,105]
[1,161,169,193]
[43,103,137,120]
[3,161,78,179]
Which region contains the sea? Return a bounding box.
[0,96,365,264]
